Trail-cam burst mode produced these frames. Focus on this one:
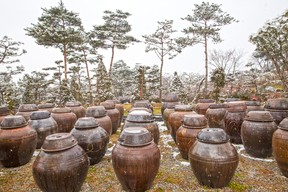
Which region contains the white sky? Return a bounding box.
[1,0,287,78]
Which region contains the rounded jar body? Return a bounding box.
[51,108,77,133]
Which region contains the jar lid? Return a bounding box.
[244,111,274,122]
[74,117,99,129]
[183,114,207,128]
[197,98,215,103]
[100,101,115,109]
[245,101,261,106]
[165,102,179,109]
[126,111,154,122]
[41,133,78,152]
[278,117,288,130]
[224,101,247,112]
[119,127,152,146]
[264,98,288,110]
[65,101,82,107]
[0,105,9,115]
[86,106,106,117]
[30,111,51,120]
[197,128,229,144]
[224,98,240,102]
[164,92,179,102]
[18,104,38,112]
[0,115,28,129]
[38,103,55,109]
[106,99,121,104]
[175,104,193,111]
[129,107,152,113]
[208,104,226,109]
[52,107,71,113]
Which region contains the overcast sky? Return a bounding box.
[1,0,288,78]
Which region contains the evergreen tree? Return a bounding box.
[68,64,84,103]
[210,67,225,102]
[169,72,186,103]
[58,79,75,107]
[146,65,160,101]
[0,36,27,64]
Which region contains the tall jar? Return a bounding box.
[65,101,86,119]
[71,117,109,165]
[51,107,77,133]
[176,114,207,160]
[0,105,9,123]
[106,100,124,128]
[161,92,179,115]
[168,104,195,143]
[38,103,55,113]
[32,133,89,192]
[205,104,226,129]
[29,111,58,149]
[241,111,277,158]
[264,98,288,125]
[112,127,160,192]
[123,110,159,144]
[189,128,239,188]
[0,115,37,167]
[163,102,177,131]
[195,99,215,115]
[100,101,120,134]
[16,104,38,121]
[86,106,112,135]
[224,101,247,144]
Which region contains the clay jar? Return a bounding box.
[272,117,288,177]
[32,133,89,192]
[106,100,124,127]
[189,128,239,188]
[86,106,112,135]
[38,103,55,113]
[241,111,277,158]
[245,101,263,113]
[51,107,77,133]
[71,117,109,165]
[161,92,179,115]
[264,98,288,125]
[123,110,160,144]
[65,101,86,119]
[224,101,247,144]
[195,99,215,115]
[0,115,37,167]
[168,104,195,143]
[133,100,153,114]
[29,111,58,149]
[176,114,207,160]
[0,105,9,123]
[163,102,177,131]
[16,104,38,121]
[129,107,153,114]
[100,101,120,134]
[206,104,227,129]
[112,127,160,192]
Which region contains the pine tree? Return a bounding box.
[146,65,160,101]
[169,72,186,103]
[210,67,225,102]
[0,36,27,64]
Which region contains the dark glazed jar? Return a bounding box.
[38,103,55,113]
[16,104,39,121]
[264,98,288,125]
[176,114,207,160]
[168,104,195,143]
[86,106,112,135]
[189,128,239,188]
[0,115,37,167]
[163,102,176,131]
[71,117,109,165]
[206,104,227,129]
[65,101,86,119]
[161,92,179,115]
[241,111,277,158]
[245,101,263,113]
[272,118,288,177]
[195,99,215,115]
[224,101,247,144]
[29,111,58,149]
[32,133,89,192]
[51,107,77,133]
[106,100,124,128]
[112,127,160,192]
[100,101,120,134]
[123,110,160,144]
[0,105,9,123]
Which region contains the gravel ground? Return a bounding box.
[1,122,288,192]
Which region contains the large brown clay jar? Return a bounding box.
[195,99,215,115]
[38,103,55,113]
[71,117,109,165]
[245,101,263,113]
[168,104,195,143]
[206,104,226,129]
[176,114,207,160]
[272,118,288,177]
[86,106,112,135]
[16,104,38,121]
[112,127,160,192]
[161,92,179,115]
[264,98,288,125]
[133,100,153,114]
[189,128,239,188]
[29,111,58,149]
[163,102,177,131]
[106,100,124,128]
[51,107,77,133]
[100,101,120,134]
[224,101,247,144]
[123,110,160,144]
[0,105,10,123]
[65,101,86,119]
[32,133,89,192]
[0,115,37,167]
[241,111,277,158]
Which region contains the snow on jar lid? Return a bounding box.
[74,117,99,129]
[197,128,229,144]
[0,115,28,129]
[119,127,152,146]
[126,110,154,123]
[183,114,207,128]
[30,111,51,120]
[86,106,106,118]
[174,104,194,111]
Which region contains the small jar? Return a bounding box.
[51,107,77,133]
[264,98,288,125]
[86,106,112,135]
[38,103,55,113]
[195,99,215,115]
[206,104,226,129]
[100,101,120,134]
[16,104,39,121]
[65,101,86,119]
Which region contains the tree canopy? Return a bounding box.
[0,36,27,64]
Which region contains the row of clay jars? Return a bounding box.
[0,115,37,167]
[161,92,180,116]
[123,110,160,145]
[86,106,112,135]
[100,101,121,134]
[264,98,288,125]
[112,127,160,191]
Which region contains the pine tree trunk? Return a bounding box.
[204,33,208,97]
[159,57,163,101]
[63,43,68,81]
[82,50,93,105]
[109,46,115,77]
